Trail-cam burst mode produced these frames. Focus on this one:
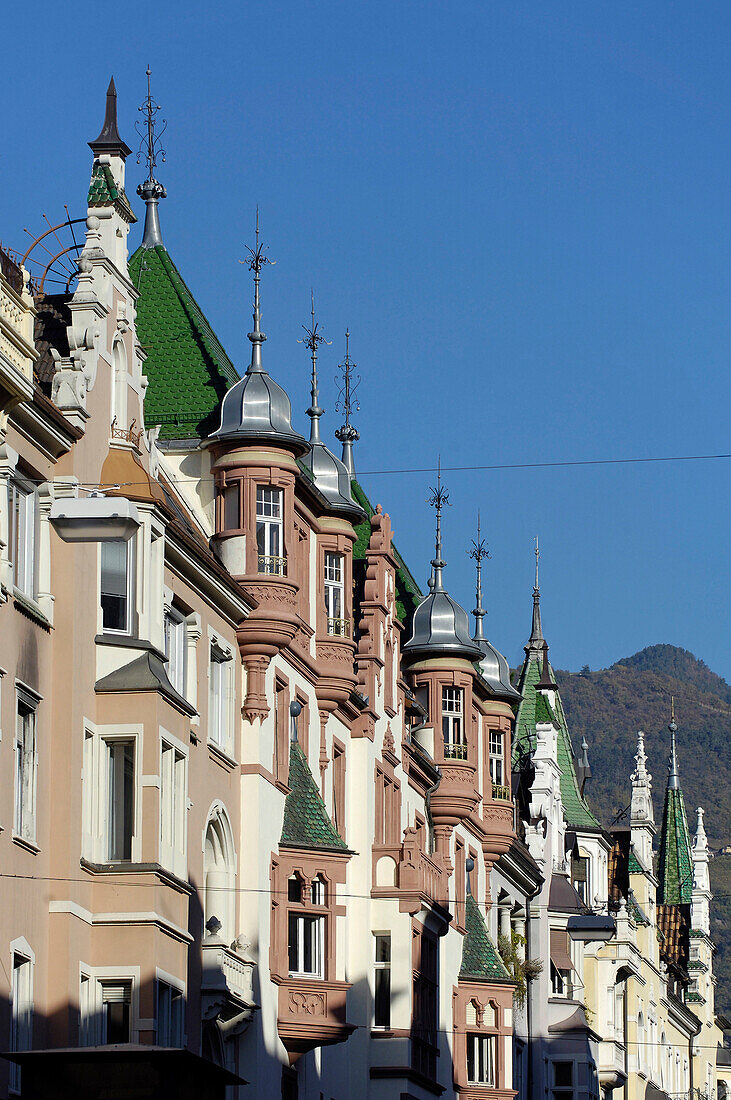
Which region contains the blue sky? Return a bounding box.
[3,1,730,679]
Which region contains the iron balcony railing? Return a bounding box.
[257,554,287,576]
[327,617,351,637]
[491,783,512,802]
[443,742,468,761]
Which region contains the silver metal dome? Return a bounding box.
[206,218,308,456]
[475,636,521,700]
[403,466,482,662]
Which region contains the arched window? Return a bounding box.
[112,339,128,431]
[203,806,235,943]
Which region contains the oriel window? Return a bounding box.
[8,478,36,597]
[101,538,134,634]
[256,486,285,574]
[324,552,347,635]
[442,687,466,759]
[467,1033,495,1086]
[489,729,504,786]
[107,740,135,861]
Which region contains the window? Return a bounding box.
[10,952,33,1093]
[552,1061,573,1100]
[288,912,324,977]
[14,692,37,842]
[164,608,186,695]
[332,740,345,838]
[442,687,466,758]
[324,552,348,635]
[157,980,184,1047]
[489,729,504,786]
[100,980,132,1043]
[412,928,438,1080]
[374,934,391,1028]
[256,486,284,574]
[223,481,240,530]
[571,851,590,905]
[79,974,95,1047]
[204,807,236,942]
[107,740,135,861]
[100,539,134,634]
[112,340,128,430]
[209,646,231,750]
[8,478,36,597]
[160,741,186,876]
[467,1033,495,1086]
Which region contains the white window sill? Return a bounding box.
[13,834,40,855]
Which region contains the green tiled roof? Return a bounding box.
[658,785,693,905]
[350,480,422,626]
[128,244,240,440]
[281,741,347,851]
[460,894,512,982]
[628,850,644,875]
[513,654,601,830]
[88,164,136,222]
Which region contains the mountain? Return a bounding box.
[554,644,731,1017]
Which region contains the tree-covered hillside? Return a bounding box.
[552,644,731,1017]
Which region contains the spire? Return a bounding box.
[89,77,132,159]
[691,807,711,934]
[526,536,545,656]
[299,291,330,445]
[536,639,557,690]
[630,730,655,864]
[427,458,449,593]
[668,696,680,790]
[577,737,592,796]
[136,67,167,248]
[243,209,273,374]
[469,511,490,643]
[335,329,361,477]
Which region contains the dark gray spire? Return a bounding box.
[335,329,361,477]
[469,511,489,643]
[430,458,448,594]
[301,291,327,445]
[89,77,132,159]
[668,697,680,791]
[246,208,270,374]
[525,536,545,657]
[136,67,167,248]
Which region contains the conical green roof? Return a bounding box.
[460,894,511,982]
[281,741,347,851]
[513,654,601,830]
[658,785,693,905]
[129,244,239,440]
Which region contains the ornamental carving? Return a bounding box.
[439,765,476,784]
[289,991,326,1016]
[247,583,297,607]
[317,643,353,664]
[482,804,513,828]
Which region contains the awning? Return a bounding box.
[0,1045,246,1099]
[550,928,575,973]
[645,1083,671,1100]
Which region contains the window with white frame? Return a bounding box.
[160,740,187,877]
[256,486,284,574]
[467,1033,495,1086]
[442,687,466,758]
[100,980,132,1043]
[489,729,504,786]
[100,538,134,634]
[10,951,33,1093]
[287,874,326,978]
[79,974,95,1046]
[164,607,187,695]
[209,644,232,750]
[8,477,36,597]
[157,979,184,1047]
[14,689,38,843]
[106,739,135,861]
[571,851,590,905]
[324,552,348,635]
[373,933,391,1028]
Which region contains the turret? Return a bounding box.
[657,702,693,905]
[469,513,519,701]
[691,807,711,935]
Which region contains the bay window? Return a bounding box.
[256,486,285,575]
[107,739,135,861]
[8,477,36,597]
[324,552,348,635]
[287,874,326,979]
[489,729,504,786]
[100,980,132,1043]
[157,979,184,1047]
[209,644,232,751]
[467,1033,495,1086]
[442,687,466,759]
[100,538,134,634]
[160,740,187,876]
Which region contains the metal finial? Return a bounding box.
[526,536,544,654]
[335,328,361,476]
[239,208,275,373]
[298,290,331,444]
[136,67,167,247]
[534,536,540,592]
[469,510,491,642]
[427,457,450,592]
[668,697,680,789]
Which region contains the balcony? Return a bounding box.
[491,782,512,802]
[598,1037,627,1092]
[372,830,449,918]
[444,740,468,760]
[326,616,351,638]
[257,553,287,576]
[201,934,257,1039]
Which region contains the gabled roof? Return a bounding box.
[658,785,693,905]
[513,654,601,830]
[128,244,239,441]
[281,741,347,851]
[460,894,511,982]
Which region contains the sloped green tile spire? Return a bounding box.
[281,741,347,851]
[129,244,239,440]
[460,894,511,982]
[657,710,693,905]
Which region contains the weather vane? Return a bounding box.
[335,329,361,432]
[136,66,167,183]
[242,207,275,277]
[469,511,490,566]
[299,290,331,358]
[427,456,450,514]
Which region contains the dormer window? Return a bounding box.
[324,552,348,636]
[442,687,466,759]
[256,486,285,575]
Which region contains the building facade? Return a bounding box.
[0,79,727,1100]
